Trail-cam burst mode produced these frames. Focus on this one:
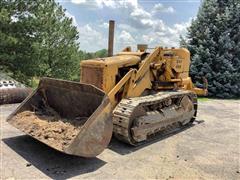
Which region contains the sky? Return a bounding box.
[57,0,201,52]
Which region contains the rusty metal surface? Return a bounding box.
[108,20,115,57]
[81,66,104,90]
[7,77,113,157]
[0,87,32,105]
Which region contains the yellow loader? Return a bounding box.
[7,45,207,157]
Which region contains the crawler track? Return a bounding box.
[113,90,197,145]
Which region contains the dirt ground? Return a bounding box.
[1,99,240,179]
[9,111,86,151]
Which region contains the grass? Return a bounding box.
[198,97,240,101]
[29,77,40,89]
[197,97,210,102]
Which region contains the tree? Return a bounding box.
[78,49,108,60]
[0,1,19,77]
[0,0,80,85]
[185,0,240,98]
[95,49,108,58]
[179,35,187,48]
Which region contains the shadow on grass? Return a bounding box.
[3,135,106,179]
[108,119,205,155]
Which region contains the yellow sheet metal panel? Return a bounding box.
[81,55,141,67]
[80,54,141,93]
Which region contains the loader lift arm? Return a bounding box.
[108,47,161,105]
[108,46,207,107]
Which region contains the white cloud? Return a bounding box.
[167,20,191,39]
[128,5,155,29]
[174,21,191,33]
[70,0,165,31]
[142,34,154,44]
[115,30,136,51]
[153,19,166,32]
[96,0,117,9]
[71,0,137,9]
[71,0,86,4]
[68,0,191,52]
[118,30,135,43]
[152,3,175,14]
[118,23,137,33]
[141,19,191,48]
[63,11,110,52]
[78,24,107,52]
[99,22,109,29]
[71,0,152,29]
[130,8,151,19]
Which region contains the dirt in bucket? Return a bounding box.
[10,108,88,151]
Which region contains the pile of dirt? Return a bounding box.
[11,110,87,151]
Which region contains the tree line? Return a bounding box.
[0,0,107,86]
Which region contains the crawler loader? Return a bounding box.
[7,45,207,157]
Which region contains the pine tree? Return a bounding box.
[186,0,240,98]
[0,0,80,85]
[179,35,187,48]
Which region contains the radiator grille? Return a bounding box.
[81,66,104,90]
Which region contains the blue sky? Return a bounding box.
[57,0,201,52]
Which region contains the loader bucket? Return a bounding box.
[7,78,113,157]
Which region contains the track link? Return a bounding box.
[112,90,197,145]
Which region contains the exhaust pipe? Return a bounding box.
[108,20,115,57]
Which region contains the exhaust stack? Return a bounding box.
[108,20,115,57]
